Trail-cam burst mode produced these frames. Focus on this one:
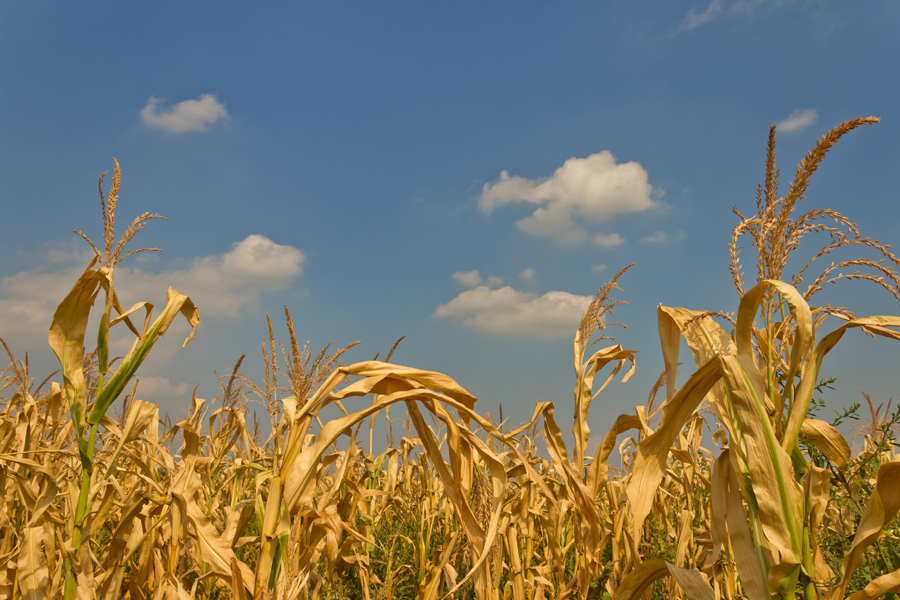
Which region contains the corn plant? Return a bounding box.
[48,159,199,599]
[618,117,900,600]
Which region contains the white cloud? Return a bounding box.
[0,235,304,343]
[141,94,229,134]
[115,235,304,318]
[453,270,482,288]
[0,270,76,338]
[480,151,657,245]
[593,232,625,248]
[134,375,191,406]
[777,108,818,133]
[519,268,536,281]
[487,276,504,287]
[591,264,607,273]
[677,0,775,32]
[640,231,668,244]
[434,285,592,339]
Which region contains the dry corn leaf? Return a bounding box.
[573,344,636,466]
[658,306,736,388]
[169,457,255,591]
[104,399,158,477]
[800,418,851,468]
[784,315,900,455]
[665,563,715,600]
[804,465,834,581]
[406,400,503,598]
[718,354,802,592]
[25,476,59,528]
[612,558,714,600]
[17,527,48,600]
[830,458,900,600]
[230,557,250,600]
[537,402,603,561]
[735,280,812,379]
[47,258,105,438]
[674,509,694,568]
[708,451,729,566]
[846,568,900,600]
[586,412,643,498]
[720,449,769,600]
[89,288,199,425]
[625,356,722,544]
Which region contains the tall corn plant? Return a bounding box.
[617,117,900,599]
[49,160,199,600]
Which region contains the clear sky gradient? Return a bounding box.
[2,2,899,448]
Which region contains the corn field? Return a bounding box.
[4,117,900,600]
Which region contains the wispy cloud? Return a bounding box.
[480,151,656,245]
[591,264,607,273]
[519,268,536,281]
[434,285,592,339]
[777,108,818,133]
[0,235,304,344]
[640,231,668,244]
[140,94,229,134]
[677,0,777,32]
[593,232,625,248]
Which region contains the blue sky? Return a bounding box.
[2,2,899,447]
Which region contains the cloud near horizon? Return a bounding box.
[141,94,229,134]
[0,235,304,345]
[479,151,656,245]
[434,285,592,339]
[777,108,818,133]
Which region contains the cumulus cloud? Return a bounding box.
[117,235,304,317]
[480,151,657,245]
[434,285,592,339]
[593,233,625,248]
[591,264,607,273]
[777,108,818,133]
[641,231,668,244]
[0,270,76,339]
[141,94,229,134]
[0,235,304,342]
[677,0,774,32]
[453,270,482,288]
[487,276,504,287]
[519,268,536,281]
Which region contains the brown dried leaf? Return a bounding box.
[611,558,714,600]
[625,356,722,544]
[17,527,48,600]
[718,354,802,590]
[800,418,851,468]
[830,458,900,600]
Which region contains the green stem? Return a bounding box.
[64,422,98,600]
